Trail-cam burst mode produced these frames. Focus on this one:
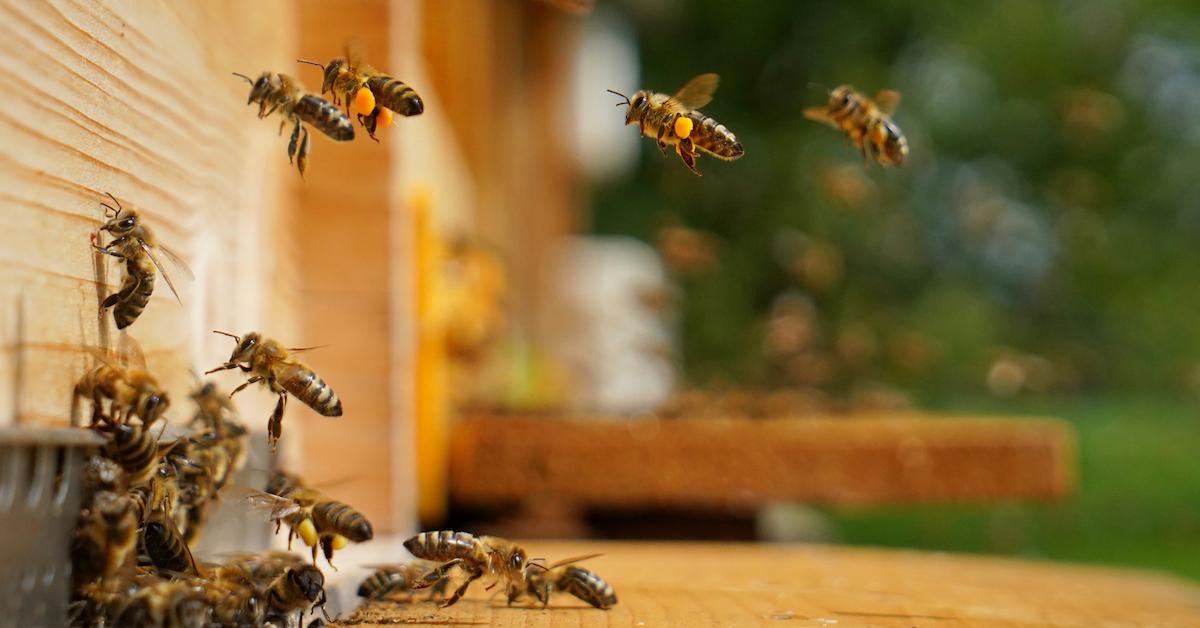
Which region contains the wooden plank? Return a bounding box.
[0,0,300,433]
[341,540,1200,627]
[450,414,1076,509]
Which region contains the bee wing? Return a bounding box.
[224,487,303,520]
[803,106,838,126]
[115,333,149,370]
[344,37,368,69]
[156,244,195,281]
[287,345,329,353]
[666,73,719,111]
[140,240,183,305]
[545,553,605,569]
[873,89,901,116]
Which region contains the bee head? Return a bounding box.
[288,566,325,602]
[139,391,169,424]
[234,72,279,106]
[828,85,856,114]
[507,547,528,579]
[607,89,648,125]
[320,57,350,95]
[99,192,139,234]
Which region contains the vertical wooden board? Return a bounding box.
[0,0,299,437]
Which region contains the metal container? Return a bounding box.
[0,428,100,628]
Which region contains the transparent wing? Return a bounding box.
[223,487,303,520]
[157,244,194,280]
[873,90,901,116]
[345,36,368,69]
[666,73,719,111]
[546,553,604,569]
[140,241,183,305]
[287,345,329,353]
[803,106,840,129]
[115,334,148,370]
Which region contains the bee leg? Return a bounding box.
[278,119,286,137]
[288,122,301,165]
[678,141,701,176]
[440,563,483,608]
[412,559,462,590]
[229,376,264,398]
[297,126,310,178]
[268,392,288,448]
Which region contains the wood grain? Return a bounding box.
[339,540,1200,627]
[0,0,300,432]
[451,414,1076,510]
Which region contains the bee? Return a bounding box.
[243,470,373,567]
[609,73,744,175]
[263,564,329,625]
[233,71,355,177]
[299,44,424,141]
[218,551,308,586]
[206,330,343,449]
[357,560,446,601]
[72,490,138,587]
[141,509,201,577]
[804,85,908,167]
[73,361,170,429]
[524,559,617,610]
[91,192,192,330]
[404,531,534,608]
[112,578,211,628]
[97,420,166,489]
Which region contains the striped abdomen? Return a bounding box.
[142,519,198,576]
[294,94,354,141]
[103,424,158,484]
[358,567,411,599]
[560,567,617,609]
[112,254,155,329]
[280,363,342,416]
[685,112,743,160]
[404,530,477,561]
[366,76,424,116]
[312,500,373,542]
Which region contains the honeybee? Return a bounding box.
[804,85,908,167]
[91,192,191,330]
[218,551,308,587]
[112,578,211,627]
[73,361,170,429]
[72,490,138,587]
[524,559,617,609]
[404,531,534,608]
[300,44,424,141]
[141,508,201,577]
[233,71,355,176]
[205,330,343,449]
[610,73,744,175]
[263,564,329,625]
[99,421,166,488]
[357,561,446,601]
[242,470,373,567]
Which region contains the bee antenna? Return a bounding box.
[606,89,631,106]
[100,192,123,218]
[231,72,254,85]
[212,330,241,342]
[296,59,326,71]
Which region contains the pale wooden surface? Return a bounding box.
[451,414,1075,509]
[0,0,299,429]
[339,540,1200,627]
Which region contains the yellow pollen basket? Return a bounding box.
[354,87,376,116]
[376,107,393,130]
[331,534,350,550]
[296,518,319,547]
[674,116,694,140]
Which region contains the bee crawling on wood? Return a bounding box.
[610,73,744,175]
[804,84,908,167]
[522,555,617,609]
[404,530,537,608]
[234,70,355,177]
[357,560,448,602]
[91,192,192,330]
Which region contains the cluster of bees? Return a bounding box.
[63,41,621,628]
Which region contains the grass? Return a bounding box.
[824,394,1200,581]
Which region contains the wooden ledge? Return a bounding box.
[340,540,1200,626]
[449,413,1076,509]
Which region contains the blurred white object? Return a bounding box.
[570,8,640,181]
[554,237,675,414]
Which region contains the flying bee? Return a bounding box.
[233,71,355,177]
[804,85,908,167]
[609,73,744,175]
[72,490,138,587]
[299,44,424,141]
[205,330,343,449]
[404,531,536,608]
[240,470,373,567]
[357,560,446,601]
[523,558,617,610]
[91,192,192,330]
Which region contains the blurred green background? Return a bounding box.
[591,1,1200,579]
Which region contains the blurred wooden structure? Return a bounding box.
[346,540,1200,627]
[450,414,1075,523]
